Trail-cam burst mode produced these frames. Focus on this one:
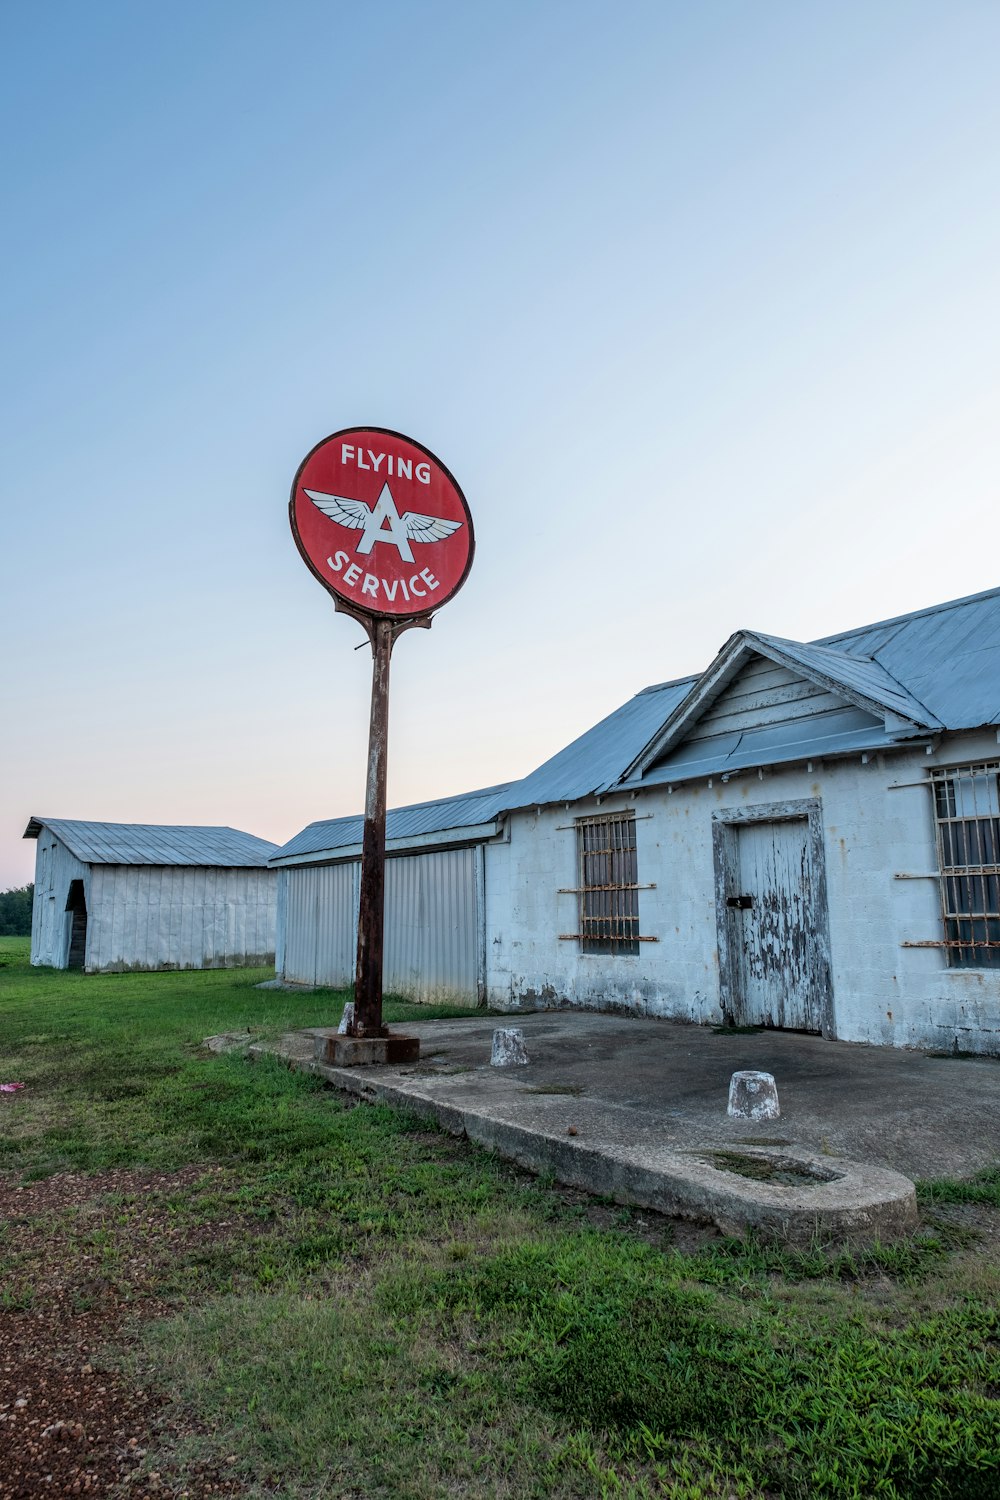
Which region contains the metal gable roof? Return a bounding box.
[23,819,279,867]
[504,585,1000,810]
[820,585,1000,730]
[270,783,512,866]
[625,627,946,783]
[748,633,939,727]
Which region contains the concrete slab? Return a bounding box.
[247,1011,997,1242]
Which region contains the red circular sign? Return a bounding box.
[290,427,474,620]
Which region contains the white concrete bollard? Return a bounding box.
[491,1027,529,1067]
[337,1002,355,1036]
[728,1070,780,1120]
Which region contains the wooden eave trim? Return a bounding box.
[621,636,755,782]
[749,638,936,734]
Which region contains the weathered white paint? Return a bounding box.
[728,1071,780,1120]
[733,817,812,1028]
[491,1027,528,1066]
[29,833,276,972]
[485,728,1000,1054]
[687,659,848,743]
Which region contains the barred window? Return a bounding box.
[932,764,1000,969]
[577,813,639,955]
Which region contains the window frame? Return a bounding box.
[576,811,641,956]
[930,762,1000,969]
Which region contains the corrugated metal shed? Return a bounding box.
[23,819,277,867]
[270,784,511,867]
[26,819,278,972]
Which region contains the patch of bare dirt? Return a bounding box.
[0,1168,249,1498]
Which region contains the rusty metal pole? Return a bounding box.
[351,616,393,1037]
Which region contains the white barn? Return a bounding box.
[24,819,279,973]
[487,586,1000,1055]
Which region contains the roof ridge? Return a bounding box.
[812,583,1000,646]
[747,631,940,725]
[29,817,254,833]
[637,673,700,697]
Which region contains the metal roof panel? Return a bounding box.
[820,585,1000,728]
[629,707,892,789]
[748,633,940,725]
[270,784,512,864]
[23,819,279,866]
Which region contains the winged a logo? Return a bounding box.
[304,481,462,564]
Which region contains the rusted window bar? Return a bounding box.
[558,883,655,893]
[930,764,1000,968]
[575,812,642,954]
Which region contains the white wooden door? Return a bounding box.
[732,818,817,1030]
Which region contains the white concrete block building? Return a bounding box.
[24,819,279,973]
[487,587,1000,1054]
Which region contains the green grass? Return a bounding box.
[2,940,999,1498]
[918,1167,1000,1209]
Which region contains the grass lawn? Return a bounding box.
[1,935,999,1498]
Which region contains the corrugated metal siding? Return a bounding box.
[384,848,480,1004]
[280,862,358,987]
[279,848,481,1004]
[275,868,287,976]
[86,865,277,972]
[30,833,88,967]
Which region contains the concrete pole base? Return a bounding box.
[313,1032,420,1067]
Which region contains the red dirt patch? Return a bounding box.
[0,1168,247,1498]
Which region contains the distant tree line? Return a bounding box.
[0,885,33,936]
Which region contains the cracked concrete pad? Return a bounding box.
[247,1016,926,1243]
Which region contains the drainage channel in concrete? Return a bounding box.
[242,1020,920,1245]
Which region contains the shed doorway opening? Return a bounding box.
[65,880,87,970]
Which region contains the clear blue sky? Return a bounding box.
[3,1,999,889]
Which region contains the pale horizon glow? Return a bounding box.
[3,1,1000,888]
